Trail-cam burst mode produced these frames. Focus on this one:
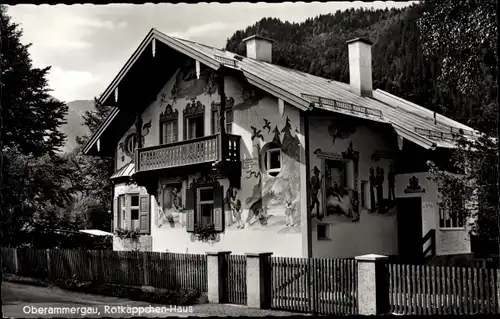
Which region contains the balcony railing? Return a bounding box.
[135,134,240,173]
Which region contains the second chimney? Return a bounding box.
[347,38,373,97]
[242,35,274,63]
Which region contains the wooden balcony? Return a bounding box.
[135,134,241,173]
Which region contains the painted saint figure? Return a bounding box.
[369,167,376,213]
[310,166,323,219]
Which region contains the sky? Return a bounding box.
[7,2,416,103]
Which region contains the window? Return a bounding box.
[185,182,224,233]
[115,193,150,234]
[439,199,465,229]
[197,187,214,227]
[212,108,233,135]
[265,148,282,176]
[187,115,204,139]
[317,223,330,240]
[160,120,178,144]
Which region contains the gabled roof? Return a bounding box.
[83,28,479,155]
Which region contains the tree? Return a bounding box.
[0,5,68,156]
[72,97,114,231]
[1,5,74,246]
[417,0,497,134]
[421,0,498,256]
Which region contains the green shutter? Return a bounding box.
[186,186,195,232]
[213,184,224,232]
[139,195,150,234]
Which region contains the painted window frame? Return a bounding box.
[124,134,136,156]
[265,148,282,176]
[197,186,215,227]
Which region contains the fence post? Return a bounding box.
[46,249,51,279]
[245,252,273,309]
[355,254,390,315]
[143,252,150,286]
[13,248,19,274]
[206,251,231,304]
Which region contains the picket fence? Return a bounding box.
[2,247,500,316]
[389,263,500,315]
[1,247,207,292]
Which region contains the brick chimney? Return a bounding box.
[346,38,373,97]
[242,35,274,63]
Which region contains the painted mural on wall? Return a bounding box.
[229,113,302,234]
[367,165,396,214]
[156,181,185,228]
[169,60,217,104]
[311,142,360,223]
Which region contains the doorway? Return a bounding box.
[397,197,423,262]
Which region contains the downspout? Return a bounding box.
[217,69,227,162]
[304,110,312,258]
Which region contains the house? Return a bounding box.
[83,28,479,264]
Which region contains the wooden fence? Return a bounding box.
[2,247,207,292]
[271,257,358,315]
[224,254,247,305]
[389,263,500,315]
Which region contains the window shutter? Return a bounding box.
[124,196,129,230]
[139,195,150,234]
[186,186,195,232]
[113,197,118,232]
[213,184,224,232]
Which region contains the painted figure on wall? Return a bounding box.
[375,167,385,213]
[369,167,376,212]
[158,184,184,228]
[388,164,396,201]
[284,184,300,227]
[310,166,323,219]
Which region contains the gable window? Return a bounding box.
[187,115,204,139]
[160,104,179,144]
[439,197,465,229]
[161,120,178,144]
[115,193,150,234]
[211,108,233,135]
[265,148,282,177]
[183,99,205,140]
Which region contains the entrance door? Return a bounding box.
[397,197,423,263]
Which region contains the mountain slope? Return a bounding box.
[59,100,94,153]
[225,4,495,132]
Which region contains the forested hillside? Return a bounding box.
[225,3,497,134]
